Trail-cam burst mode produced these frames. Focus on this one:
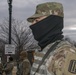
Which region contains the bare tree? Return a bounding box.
[73,41,76,47]
[64,35,76,47]
[0,18,39,52]
[64,36,73,43]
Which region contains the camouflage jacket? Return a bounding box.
[30,40,76,75]
[4,61,14,75]
[18,59,31,75]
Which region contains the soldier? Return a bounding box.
[27,2,76,75]
[18,51,31,75]
[3,56,14,75]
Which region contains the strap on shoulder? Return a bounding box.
[34,41,61,75]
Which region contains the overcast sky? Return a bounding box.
[0,0,76,41]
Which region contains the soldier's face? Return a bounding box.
[32,16,47,25]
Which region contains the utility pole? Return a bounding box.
[7,0,12,44]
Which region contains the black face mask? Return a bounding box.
[30,15,64,49]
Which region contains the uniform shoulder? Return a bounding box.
[56,40,76,52]
[47,41,76,75]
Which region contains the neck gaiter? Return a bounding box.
[30,15,64,49]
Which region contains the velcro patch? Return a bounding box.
[68,60,76,74]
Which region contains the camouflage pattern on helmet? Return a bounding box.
[27,2,64,22]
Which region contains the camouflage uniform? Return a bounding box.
[30,40,76,75]
[3,57,14,75]
[27,2,76,75]
[18,51,31,75]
